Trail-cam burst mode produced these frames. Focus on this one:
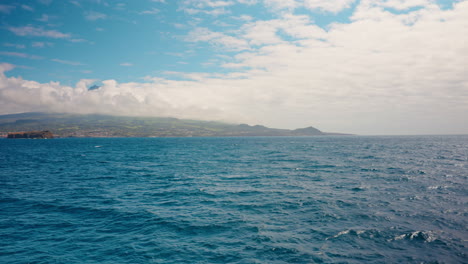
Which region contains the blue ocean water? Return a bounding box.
[0,136,467,263]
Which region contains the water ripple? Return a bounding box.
[1,135,467,263]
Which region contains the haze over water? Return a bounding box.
[1,136,467,263]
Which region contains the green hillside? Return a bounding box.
[0,112,343,138]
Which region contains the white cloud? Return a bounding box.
[279,14,327,39]
[188,15,324,48]
[70,38,88,43]
[70,1,81,7]
[209,1,235,7]
[51,59,83,66]
[242,20,284,45]
[4,43,26,49]
[379,0,434,10]
[37,14,51,22]
[237,15,253,21]
[0,63,15,72]
[180,0,234,16]
[115,3,126,9]
[173,23,186,29]
[32,42,54,48]
[0,51,43,60]
[260,0,356,13]
[85,11,107,21]
[120,63,133,67]
[183,7,230,16]
[237,0,257,5]
[7,26,71,39]
[303,0,356,13]
[184,0,235,8]
[21,5,35,12]
[263,0,298,11]
[186,27,251,51]
[141,8,160,14]
[0,71,239,121]
[229,14,325,46]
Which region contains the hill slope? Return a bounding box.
[0,112,347,137]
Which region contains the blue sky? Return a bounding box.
[1,0,339,84]
[1,0,207,84]
[0,0,467,135]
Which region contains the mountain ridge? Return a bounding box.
[0,112,350,138]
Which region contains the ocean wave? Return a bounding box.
[1,135,467,263]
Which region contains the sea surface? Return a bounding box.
[1,136,467,263]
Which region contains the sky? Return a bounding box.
[0,0,467,135]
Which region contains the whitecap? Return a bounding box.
[390,231,438,243]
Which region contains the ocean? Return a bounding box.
[0,136,467,263]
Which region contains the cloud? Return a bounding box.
[260,0,356,13]
[85,11,107,21]
[51,59,83,66]
[0,52,43,60]
[186,27,251,51]
[189,14,325,48]
[70,1,81,7]
[32,42,54,48]
[7,26,71,39]
[37,14,52,22]
[0,4,15,14]
[205,1,235,7]
[173,23,186,29]
[236,15,254,21]
[378,0,434,10]
[4,43,26,49]
[237,0,258,5]
[120,63,133,66]
[21,5,35,12]
[140,8,160,15]
[0,70,228,120]
[263,0,298,11]
[180,0,234,16]
[242,20,284,45]
[303,0,356,13]
[183,7,230,16]
[69,38,88,43]
[7,26,87,43]
[0,1,467,135]
[0,63,15,72]
[115,3,126,10]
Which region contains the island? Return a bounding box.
[0,112,350,138]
